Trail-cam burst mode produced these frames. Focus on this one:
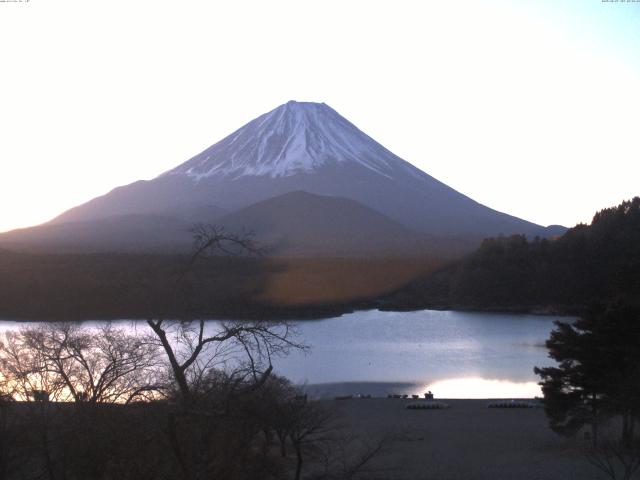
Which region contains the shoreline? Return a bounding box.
[0,303,579,323]
[302,380,543,401]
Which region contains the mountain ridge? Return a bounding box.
[4,100,564,254]
[1,191,478,257]
[215,190,426,256]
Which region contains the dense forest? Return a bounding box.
[383,197,640,314]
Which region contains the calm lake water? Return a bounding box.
[273,309,560,399]
[0,309,563,399]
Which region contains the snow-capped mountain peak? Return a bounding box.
[42,100,554,242]
[162,100,403,180]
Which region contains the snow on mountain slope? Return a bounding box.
[38,100,562,247]
[162,101,415,180]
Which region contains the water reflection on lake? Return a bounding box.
[419,378,540,399]
[269,309,562,399]
[0,309,564,398]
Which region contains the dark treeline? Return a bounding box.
[0,251,288,320]
[383,197,640,314]
[0,250,442,321]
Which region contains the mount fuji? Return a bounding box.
[0,101,563,254]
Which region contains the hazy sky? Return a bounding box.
[1,0,639,233]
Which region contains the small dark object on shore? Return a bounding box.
[487,400,538,408]
[407,401,449,410]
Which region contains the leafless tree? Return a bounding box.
[259,390,394,480]
[147,224,303,404]
[147,318,302,402]
[187,224,263,263]
[142,225,308,480]
[320,433,397,480]
[584,435,640,480]
[0,329,69,402]
[0,323,163,403]
[288,400,336,480]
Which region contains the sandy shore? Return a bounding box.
[329,398,602,480]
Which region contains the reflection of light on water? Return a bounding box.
[419,377,541,399]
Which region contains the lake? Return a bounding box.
[272,309,560,399]
[0,309,563,399]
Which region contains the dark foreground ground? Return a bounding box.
[0,398,612,479]
[331,398,601,480]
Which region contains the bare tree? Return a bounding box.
[288,399,336,480]
[142,225,308,480]
[259,390,394,480]
[147,224,303,404]
[187,224,263,263]
[323,433,397,480]
[0,323,163,403]
[0,329,69,402]
[147,318,301,402]
[585,435,640,480]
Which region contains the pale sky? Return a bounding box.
[1,0,639,233]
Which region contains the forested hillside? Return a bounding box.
[383,197,640,313]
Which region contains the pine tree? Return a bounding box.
[535,302,640,446]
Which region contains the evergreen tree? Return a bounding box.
[535,303,640,446]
